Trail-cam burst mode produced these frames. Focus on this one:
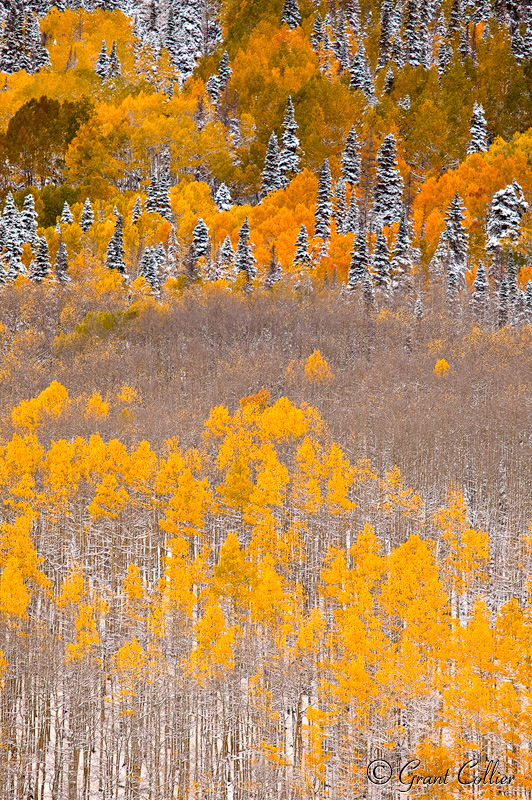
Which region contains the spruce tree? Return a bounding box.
[293,224,312,270]
[373,133,404,227]
[264,245,283,288]
[467,102,488,154]
[341,126,361,187]
[390,214,412,286]
[21,193,38,248]
[145,174,160,213]
[525,281,532,324]
[378,0,394,68]
[311,13,324,50]
[443,192,469,279]
[95,40,110,78]
[345,189,359,234]
[279,96,302,186]
[60,201,74,225]
[80,198,94,232]
[139,247,159,292]
[498,276,509,327]
[372,229,391,289]
[486,180,528,254]
[109,40,121,77]
[261,132,283,197]
[347,227,368,289]
[472,259,489,319]
[218,50,232,89]
[106,214,126,274]
[363,267,375,308]
[349,42,374,101]
[234,217,256,281]
[131,196,143,225]
[314,158,333,240]
[157,169,172,220]
[28,235,52,282]
[215,183,233,211]
[55,236,70,284]
[282,0,301,29]
[404,0,423,66]
[192,218,211,261]
[206,74,221,106]
[221,234,235,278]
[335,178,347,234]
[414,294,423,320]
[0,6,23,74]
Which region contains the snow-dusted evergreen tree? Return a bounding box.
[449,0,463,34]
[506,249,518,320]
[282,0,301,28]
[443,192,469,279]
[486,180,528,253]
[131,196,143,225]
[350,41,374,101]
[472,259,489,318]
[55,236,70,284]
[95,40,110,78]
[157,168,172,220]
[218,50,232,88]
[335,178,347,234]
[404,0,423,66]
[234,217,256,281]
[24,12,51,73]
[80,198,94,232]
[293,224,312,270]
[372,229,391,289]
[221,234,235,277]
[314,158,333,240]
[341,126,361,187]
[347,227,368,289]
[390,214,412,286]
[106,214,127,274]
[498,275,509,327]
[311,13,324,50]
[145,174,159,213]
[215,183,233,211]
[0,6,24,74]
[21,193,38,248]
[192,218,211,260]
[279,96,302,186]
[109,40,121,77]
[261,132,283,197]
[363,268,375,307]
[139,247,159,292]
[373,134,404,226]
[467,102,488,154]
[264,246,283,288]
[206,74,221,106]
[345,188,359,233]
[28,236,51,282]
[384,65,395,92]
[60,201,74,225]
[378,0,394,68]
[446,251,460,310]
[414,294,423,320]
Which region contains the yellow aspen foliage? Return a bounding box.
[0,514,49,588]
[0,558,31,619]
[189,603,237,684]
[56,567,86,609]
[304,349,334,383]
[159,467,213,539]
[379,465,424,521]
[118,384,141,404]
[292,436,323,513]
[43,439,80,508]
[211,532,254,611]
[322,443,356,513]
[164,536,209,619]
[259,396,311,441]
[0,649,7,682]
[122,563,145,604]
[293,608,325,657]
[250,554,289,626]
[124,440,158,496]
[85,392,109,418]
[12,381,70,431]
[434,358,450,376]
[112,637,147,699]
[65,602,101,662]
[87,473,129,519]
[248,441,289,514]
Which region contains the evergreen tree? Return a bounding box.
[446,250,460,310]
[261,132,283,197]
[311,13,324,50]
[25,12,50,73]
[139,246,159,292]
[54,236,70,284]
[218,50,232,88]
[145,174,160,213]
[293,224,312,270]
[206,74,221,106]
[106,214,126,274]
[525,281,532,324]
[282,0,301,28]
[95,40,110,78]
[157,169,172,220]
[350,41,374,101]
[414,294,423,320]
[80,198,94,232]
[404,0,423,66]
[449,0,464,34]
[264,245,283,288]
[131,196,143,225]
[373,133,404,226]
[347,227,368,289]
[467,102,488,154]
[314,158,333,240]
[234,217,256,281]
[108,40,121,77]
[498,275,509,327]
[372,229,391,289]
[377,0,394,68]
[60,201,74,225]
[472,259,489,319]
[390,213,412,286]
[443,191,469,279]
[345,188,359,234]
[279,96,302,185]
[192,218,211,260]
[215,183,233,211]
[335,178,347,234]
[0,6,23,74]
[486,180,528,253]
[28,235,51,282]
[363,267,375,308]
[383,65,395,92]
[341,126,361,187]
[21,193,38,248]
[221,234,235,277]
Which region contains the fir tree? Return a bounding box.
[383,65,395,92]
[350,41,374,101]
[335,178,347,234]
[378,0,394,68]
[145,174,160,213]
[373,133,404,227]
[131,196,143,225]
[414,294,423,320]
[0,6,23,74]
[215,183,233,211]
[279,96,302,185]
[293,224,312,270]
[282,0,301,29]
[55,236,70,284]
[206,74,221,106]
[348,227,368,289]
[95,40,110,78]
[234,217,256,281]
[472,259,489,319]
[192,218,211,261]
[341,126,361,187]
[218,50,232,89]
[467,102,488,154]
[261,132,283,197]
[221,234,235,277]
[498,276,509,327]
[106,214,127,274]
[21,193,38,248]
[60,201,74,225]
[264,245,283,288]
[108,40,121,77]
[311,13,324,50]
[28,235,51,282]
[486,180,528,253]
[80,198,94,232]
[363,267,375,308]
[346,188,359,234]
[139,246,159,292]
[404,0,423,66]
[314,158,333,240]
[443,191,469,279]
[372,229,391,289]
[157,169,172,220]
[390,214,412,286]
